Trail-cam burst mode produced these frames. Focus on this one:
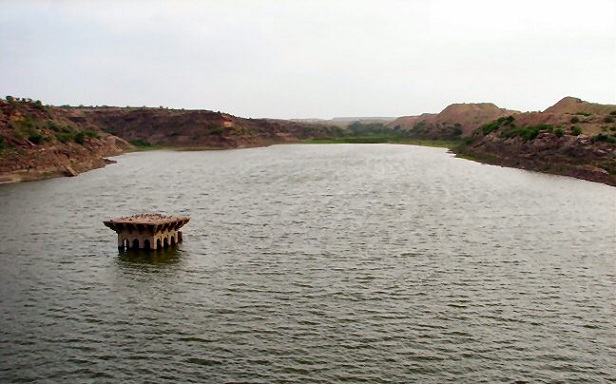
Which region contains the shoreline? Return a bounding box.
[1,141,614,187]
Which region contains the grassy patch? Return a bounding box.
[302,136,398,144]
[302,137,460,148]
[129,139,152,147]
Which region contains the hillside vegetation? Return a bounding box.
[386,97,615,186]
[0,97,129,183]
[1,96,614,186]
[455,114,616,186]
[62,106,346,149]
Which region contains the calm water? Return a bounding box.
[0,144,614,383]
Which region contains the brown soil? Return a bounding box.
[390,103,518,136]
[0,99,342,183]
[544,96,616,115]
[0,99,130,183]
[455,131,616,186]
[2,96,614,187]
[63,107,342,149]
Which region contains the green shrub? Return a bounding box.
[410,121,429,137]
[500,124,552,141]
[575,112,591,116]
[610,110,616,116]
[571,126,583,136]
[555,127,564,137]
[46,121,60,132]
[74,132,86,144]
[481,120,501,135]
[130,139,151,147]
[208,126,225,135]
[55,132,75,143]
[33,100,46,111]
[570,116,580,124]
[481,115,516,136]
[0,136,4,150]
[84,129,99,139]
[28,133,43,144]
[592,134,616,143]
[604,116,615,123]
[451,125,463,137]
[500,115,516,125]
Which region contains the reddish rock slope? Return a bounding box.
[63,107,343,149]
[390,103,518,138]
[0,98,130,183]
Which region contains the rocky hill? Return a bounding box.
[0,97,130,183]
[61,106,344,149]
[386,97,615,186]
[454,99,616,186]
[2,96,614,186]
[0,98,344,183]
[390,103,518,139]
[544,96,616,115]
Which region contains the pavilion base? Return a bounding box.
[104,213,190,251]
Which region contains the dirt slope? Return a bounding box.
[390,103,518,138]
[63,107,343,148]
[544,96,616,115]
[0,98,130,183]
[454,97,616,186]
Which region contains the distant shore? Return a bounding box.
[2,141,614,187]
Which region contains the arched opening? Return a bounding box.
[132,239,140,249]
[163,237,169,248]
[156,239,162,250]
[170,235,176,246]
[143,239,151,250]
[122,238,129,249]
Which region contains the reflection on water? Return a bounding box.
[0,145,614,383]
[117,247,184,266]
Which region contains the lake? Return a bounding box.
[0,144,614,383]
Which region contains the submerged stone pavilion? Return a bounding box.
[103,213,190,250]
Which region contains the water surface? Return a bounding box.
[0,144,614,383]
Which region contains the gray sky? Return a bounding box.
[1,0,615,119]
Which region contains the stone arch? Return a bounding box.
[163,237,169,248]
[122,238,130,249]
[170,235,176,246]
[156,238,162,250]
[132,239,140,249]
[143,239,151,250]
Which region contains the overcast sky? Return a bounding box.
[1,0,614,119]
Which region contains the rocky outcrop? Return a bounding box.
[0,98,130,183]
[2,96,614,186]
[62,107,343,149]
[544,96,616,115]
[388,97,615,186]
[390,103,518,138]
[454,114,616,186]
[0,98,344,183]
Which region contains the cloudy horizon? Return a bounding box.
[1,0,615,119]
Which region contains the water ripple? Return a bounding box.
[0,145,614,383]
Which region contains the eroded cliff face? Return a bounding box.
[2,96,614,186]
[452,100,616,186]
[62,107,343,149]
[456,131,616,186]
[389,103,519,138]
[0,98,131,183]
[388,97,616,186]
[0,99,343,183]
